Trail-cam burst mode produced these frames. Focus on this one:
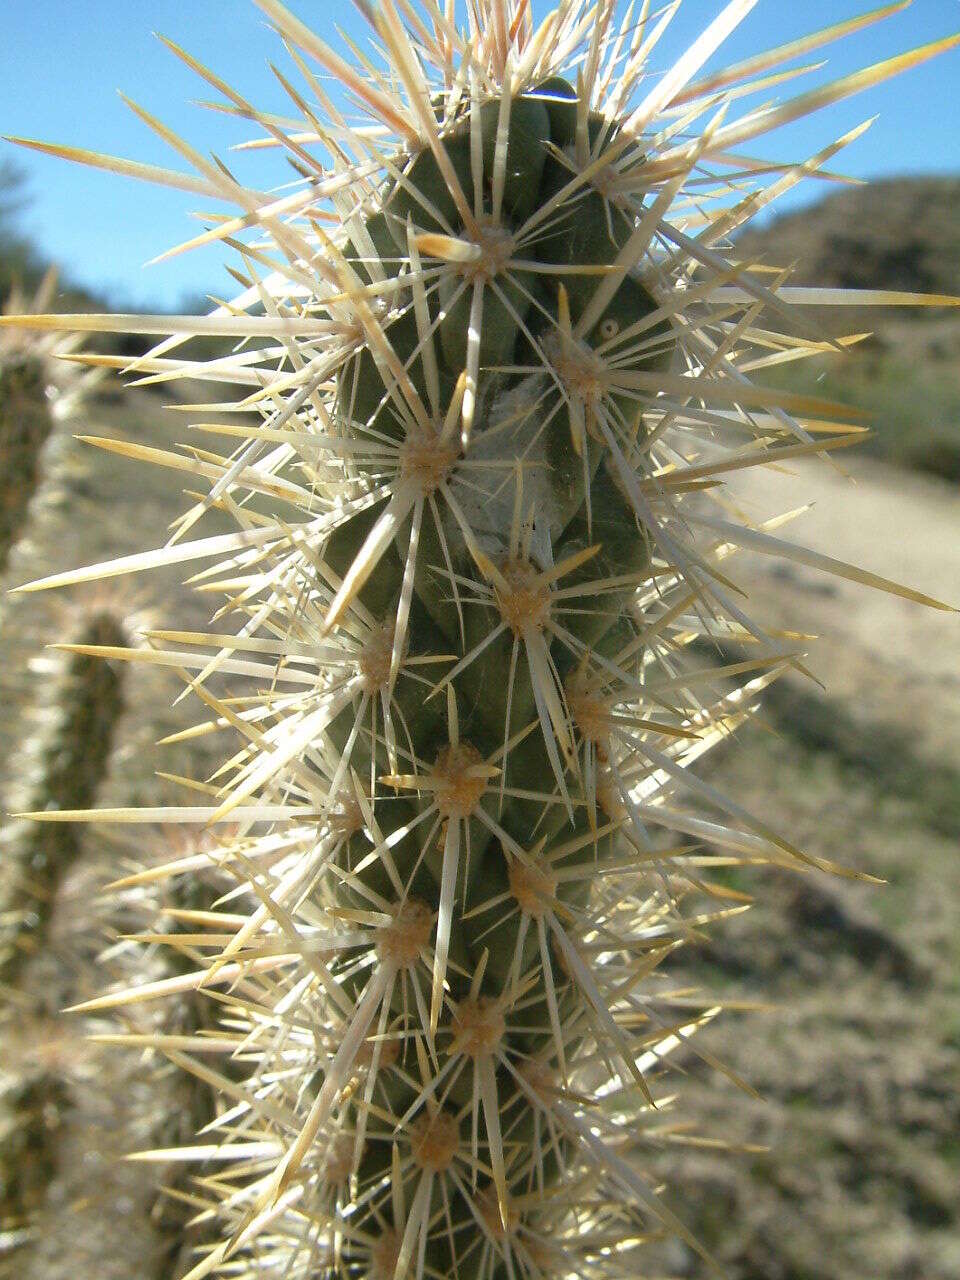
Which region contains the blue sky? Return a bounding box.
[2,0,959,309]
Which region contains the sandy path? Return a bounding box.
[722,454,960,765]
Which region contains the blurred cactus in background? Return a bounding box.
[0,611,127,988]
[0,1071,69,1258]
[2,2,958,1278]
[0,357,52,577]
[0,610,126,1264]
[0,268,102,574]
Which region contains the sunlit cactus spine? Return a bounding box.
[3,2,958,1278]
[146,835,230,1275]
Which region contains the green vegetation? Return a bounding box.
[765,349,960,480]
[738,176,960,481]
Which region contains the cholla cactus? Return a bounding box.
[4,3,958,1278]
[0,268,102,417]
[0,1070,69,1255]
[0,610,127,988]
[0,609,126,1261]
[0,267,102,573]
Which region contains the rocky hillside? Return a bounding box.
[737,176,960,300]
[735,177,960,478]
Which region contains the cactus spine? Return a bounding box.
[3,3,958,1278]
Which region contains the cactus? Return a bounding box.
[0,826,219,1277]
[0,1072,69,1257]
[3,3,958,1278]
[0,358,54,577]
[147,835,231,1276]
[0,610,125,1264]
[0,611,126,988]
[0,268,102,574]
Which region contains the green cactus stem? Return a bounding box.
[0,612,126,989]
[0,359,54,577]
[0,1073,69,1252]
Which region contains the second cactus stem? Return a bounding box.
[0,612,126,989]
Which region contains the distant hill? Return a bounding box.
[734,176,960,479]
[736,176,960,300]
